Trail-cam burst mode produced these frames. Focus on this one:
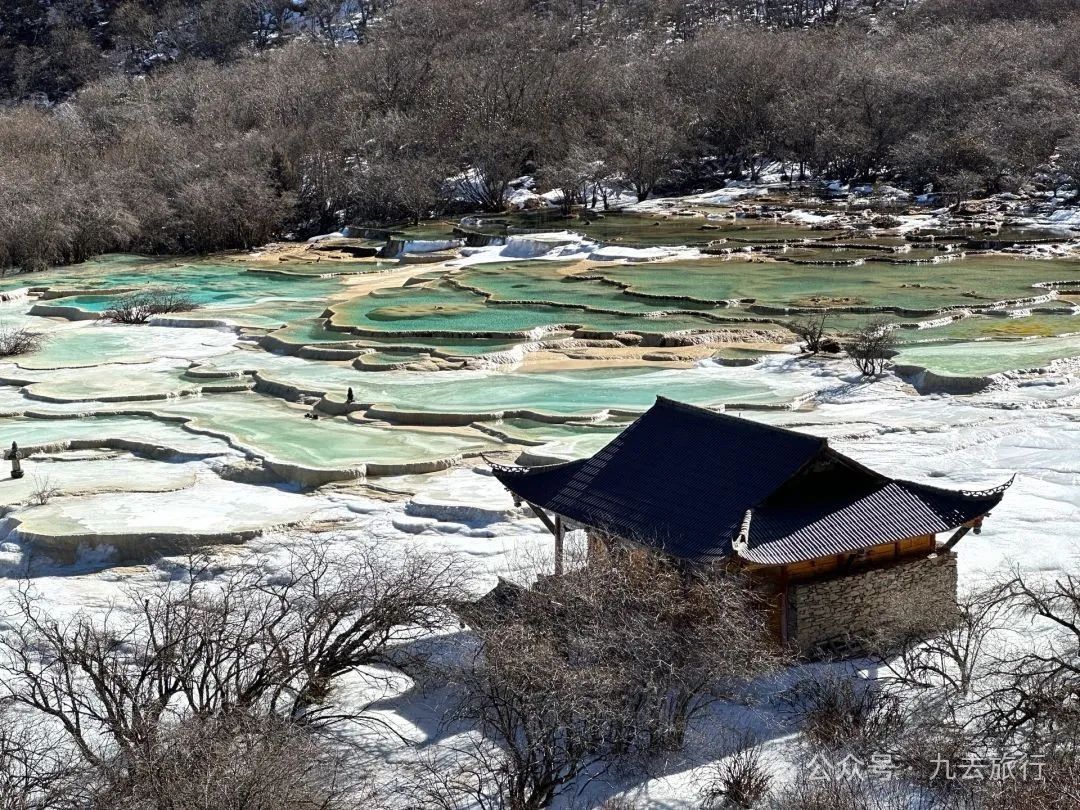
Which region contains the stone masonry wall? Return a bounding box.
[790,552,958,654]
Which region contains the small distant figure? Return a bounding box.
[9,441,23,479]
[346,387,355,403]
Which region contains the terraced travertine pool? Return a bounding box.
[11,325,236,370]
[0,210,1076,504]
[327,279,731,336]
[259,362,805,414]
[894,334,1080,377]
[576,255,1080,311]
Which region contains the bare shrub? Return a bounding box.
[410,740,511,810]
[698,734,773,809]
[0,326,45,357]
[789,312,832,355]
[92,711,366,810]
[845,319,897,377]
[439,549,786,810]
[598,799,645,810]
[978,749,1080,809]
[784,672,905,754]
[104,289,199,324]
[30,474,59,505]
[767,774,938,810]
[0,541,467,796]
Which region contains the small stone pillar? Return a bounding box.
[9,441,24,479]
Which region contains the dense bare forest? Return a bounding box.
[1,0,1078,272]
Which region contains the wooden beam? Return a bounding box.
[526,502,558,535]
[940,524,973,553]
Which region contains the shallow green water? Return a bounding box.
[23,366,199,402]
[895,334,1080,376]
[491,417,627,444]
[15,327,161,369]
[896,312,1080,343]
[15,257,345,328]
[0,228,1078,484]
[457,211,849,246]
[454,262,700,313]
[0,413,228,454]
[258,362,804,414]
[265,320,525,356]
[330,280,724,335]
[155,394,495,467]
[591,255,1077,312]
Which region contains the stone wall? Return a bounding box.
[789,552,958,654]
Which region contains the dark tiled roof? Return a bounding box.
[491,397,1010,566]
[744,478,1007,565]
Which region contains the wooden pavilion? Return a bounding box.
[490,397,1011,656]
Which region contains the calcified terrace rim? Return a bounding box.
[0,405,491,488]
[0,357,817,488]
[319,291,1073,340]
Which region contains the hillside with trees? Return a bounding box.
[1,0,1078,272]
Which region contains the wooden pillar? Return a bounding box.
[554,515,564,576]
[779,567,789,645]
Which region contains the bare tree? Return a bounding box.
[790,312,832,355]
[1056,134,1080,203]
[0,0,1077,274]
[607,105,687,203]
[538,144,604,216]
[973,573,1080,745]
[0,713,86,810]
[874,582,1015,712]
[846,319,897,376]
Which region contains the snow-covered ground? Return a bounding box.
[455,230,704,265]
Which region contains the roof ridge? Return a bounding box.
[653,396,828,446]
